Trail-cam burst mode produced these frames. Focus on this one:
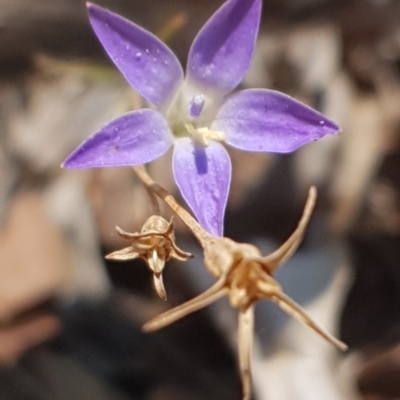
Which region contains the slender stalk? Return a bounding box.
[143,281,228,332]
[133,165,212,247]
[238,304,255,400]
[262,186,317,272]
[271,292,348,351]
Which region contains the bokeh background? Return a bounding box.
[1,0,400,399]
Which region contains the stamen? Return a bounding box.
[188,94,205,118]
[198,128,225,142]
[184,124,226,147]
[185,123,208,146]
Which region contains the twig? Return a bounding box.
[132,166,212,247]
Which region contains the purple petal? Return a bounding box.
[87,3,183,108]
[212,89,340,153]
[172,138,231,237]
[187,0,261,95]
[63,109,173,168]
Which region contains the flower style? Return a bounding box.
[63,0,340,236]
[106,215,192,300]
[131,166,347,400]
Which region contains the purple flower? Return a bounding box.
[63,0,339,236]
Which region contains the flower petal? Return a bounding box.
[172,138,231,237]
[87,3,183,108]
[63,109,173,168]
[187,0,261,95]
[212,89,340,153]
[105,247,139,261]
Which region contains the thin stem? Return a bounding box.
[261,186,317,273]
[271,292,348,351]
[142,278,228,332]
[238,304,255,400]
[133,165,212,247]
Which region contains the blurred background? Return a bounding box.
[1,0,400,399]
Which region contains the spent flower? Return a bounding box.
[106,215,192,300]
[63,0,340,236]
[133,166,347,400]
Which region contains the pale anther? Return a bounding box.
[184,124,225,146]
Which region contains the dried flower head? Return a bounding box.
[132,168,348,400]
[106,215,192,300]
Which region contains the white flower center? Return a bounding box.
[165,83,225,146]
